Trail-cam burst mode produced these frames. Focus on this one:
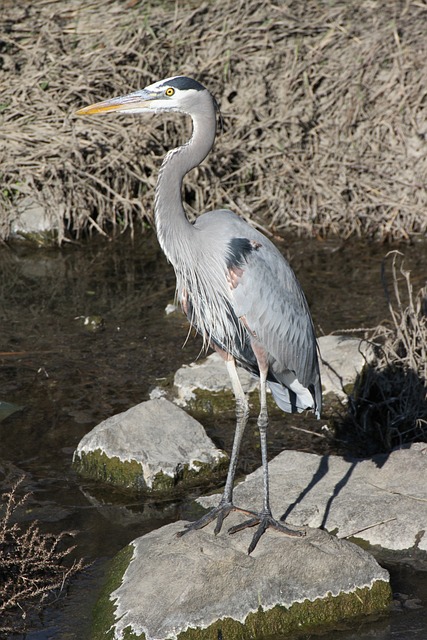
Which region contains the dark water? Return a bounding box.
[0,232,426,639]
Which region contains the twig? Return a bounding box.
[341,517,397,539]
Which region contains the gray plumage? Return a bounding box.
[76,75,322,553]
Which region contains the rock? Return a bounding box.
[174,351,257,408]
[11,196,58,239]
[173,335,374,408]
[0,400,24,423]
[149,386,167,400]
[74,315,105,332]
[199,442,427,553]
[73,398,228,493]
[318,334,375,399]
[92,519,390,640]
[165,302,179,315]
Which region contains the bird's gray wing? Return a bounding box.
[226,234,319,391]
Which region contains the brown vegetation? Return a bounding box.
[1,0,427,242]
[0,477,85,634]
[342,253,427,455]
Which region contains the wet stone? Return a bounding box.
[174,351,257,408]
[199,443,427,553]
[94,520,390,640]
[74,314,105,332]
[72,398,228,494]
[0,400,24,422]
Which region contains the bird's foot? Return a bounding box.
[228,510,305,554]
[177,501,251,538]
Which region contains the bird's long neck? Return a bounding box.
[154,106,216,266]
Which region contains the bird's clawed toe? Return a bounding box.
[176,501,236,538]
[177,503,305,554]
[228,511,305,554]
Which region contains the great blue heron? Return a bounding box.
[76,75,322,554]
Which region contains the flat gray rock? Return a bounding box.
[173,335,374,406]
[104,519,389,640]
[73,398,227,492]
[174,351,257,406]
[318,334,374,398]
[199,443,427,553]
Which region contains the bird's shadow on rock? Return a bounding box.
[279,454,356,530]
[280,356,427,529]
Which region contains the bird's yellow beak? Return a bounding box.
[76,101,123,116]
[75,90,154,116]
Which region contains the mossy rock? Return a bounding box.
[184,387,278,417]
[91,545,135,640]
[73,449,228,495]
[90,523,391,640]
[91,545,390,640]
[175,581,391,640]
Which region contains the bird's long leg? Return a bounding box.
[228,349,305,554]
[177,356,250,538]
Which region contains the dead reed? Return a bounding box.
[1,0,427,242]
[0,477,85,634]
[343,252,427,455]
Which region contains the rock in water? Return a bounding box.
[92,517,390,640]
[73,398,228,493]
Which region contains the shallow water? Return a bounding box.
[0,231,426,638]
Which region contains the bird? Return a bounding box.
[76,75,322,554]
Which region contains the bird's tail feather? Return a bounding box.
[268,379,319,418]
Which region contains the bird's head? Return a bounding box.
[75,75,213,117]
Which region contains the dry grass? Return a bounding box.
[1,0,426,242]
[0,477,85,634]
[342,252,427,455]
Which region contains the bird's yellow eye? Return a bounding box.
[165,87,175,97]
